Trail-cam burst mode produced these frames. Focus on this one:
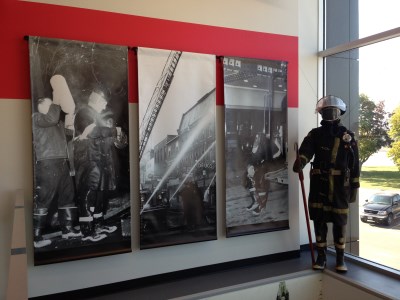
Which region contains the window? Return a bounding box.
[359,0,400,39]
[322,0,400,271]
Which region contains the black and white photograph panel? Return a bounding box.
[224,56,289,237]
[138,47,217,249]
[29,36,131,265]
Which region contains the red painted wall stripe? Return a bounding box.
[0,0,298,106]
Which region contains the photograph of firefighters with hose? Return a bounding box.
[138,47,217,249]
[29,37,131,265]
[224,56,289,237]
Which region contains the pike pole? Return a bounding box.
[294,142,315,265]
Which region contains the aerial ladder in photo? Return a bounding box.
[139,51,182,159]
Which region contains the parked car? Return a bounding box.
[360,192,400,226]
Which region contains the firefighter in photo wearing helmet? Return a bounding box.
[74,88,127,242]
[293,95,360,272]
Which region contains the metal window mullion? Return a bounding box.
[318,27,400,57]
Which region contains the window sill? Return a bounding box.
[30,248,400,299]
[325,248,400,299]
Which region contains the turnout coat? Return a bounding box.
[298,120,360,225]
[74,106,118,192]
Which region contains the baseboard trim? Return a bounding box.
[300,243,314,252]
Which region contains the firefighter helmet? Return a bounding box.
[315,95,346,121]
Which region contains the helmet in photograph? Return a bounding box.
[315,95,346,121]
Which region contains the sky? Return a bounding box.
[358,0,400,114]
[138,48,215,150]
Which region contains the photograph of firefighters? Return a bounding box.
[293,95,360,272]
[29,36,131,265]
[224,56,289,237]
[138,47,217,249]
[32,95,81,249]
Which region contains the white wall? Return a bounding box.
[297,0,320,246]
[0,100,33,300]
[193,272,323,300]
[323,273,386,300]
[0,0,321,298]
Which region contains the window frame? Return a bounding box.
[320,2,400,276]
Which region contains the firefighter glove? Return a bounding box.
[293,157,306,173]
[349,188,358,203]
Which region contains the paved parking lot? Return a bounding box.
[357,149,400,270]
[358,187,400,270]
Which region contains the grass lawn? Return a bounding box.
[360,166,400,190]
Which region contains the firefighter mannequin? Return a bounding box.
[293,95,360,272]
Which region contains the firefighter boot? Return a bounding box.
[79,190,106,242]
[33,208,51,248]
[258,192,268,210]
[59,207,82,239]
[252,191,268,216]
[335,248,348,272]
[246,192,258,211]
[80,221,107,242]
[94,215,117,234]
[313,247,326,270]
